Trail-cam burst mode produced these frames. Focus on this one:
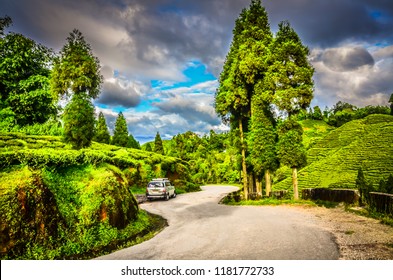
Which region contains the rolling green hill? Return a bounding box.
[274,114,393,192]
[300,119,335,149]
[0,132,197,259]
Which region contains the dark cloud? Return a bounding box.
[311,46,393,107]
[2,0,393,137]
[322,47,374,72]
[3,0,393,76]
[96,80,141,107]
[262,0,393,47]
[154,98,220,126]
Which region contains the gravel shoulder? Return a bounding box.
[290,205,393,260]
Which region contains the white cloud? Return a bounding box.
[310,44,393,107]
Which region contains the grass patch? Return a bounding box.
[346,206,393,227]
[131,185,147,195]
[345,230,355,235]
[223,197,319,207]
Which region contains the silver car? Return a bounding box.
[146,178,176,201]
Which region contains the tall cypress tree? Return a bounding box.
[51,29,102,100]
[276,117,307,199]
[248,95,278,197]
[112,112,128,147]
[269,21,314,199]
[94,111,110,144]
[215,0,272,199]
[389,93,393,116]
[63,92,95,149]
[154,131,164,155]
[269,21,314,116]
[51,29,102,149]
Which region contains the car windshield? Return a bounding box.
[148,182,164,188]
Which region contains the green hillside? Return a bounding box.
[300,119,335,149]
[0,132,197,259]
[274,114,393,192]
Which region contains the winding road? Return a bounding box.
[96,186,339,260]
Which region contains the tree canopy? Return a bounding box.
[63,92,95,149]
[51,29,103,100]
[53,29,102,149]
[127,134,140,149]
[0,20,56,127]
[154,132,164,155]
[112,112,129,147]
[94,112,111,144]
[215,1,314,199]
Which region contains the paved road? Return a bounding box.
[96,186,339,260]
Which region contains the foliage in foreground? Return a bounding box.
[0,164,140,259]
[0,132,199,259]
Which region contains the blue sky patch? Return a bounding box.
[151,60,216,91]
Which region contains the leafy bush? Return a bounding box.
[11,120,63,136]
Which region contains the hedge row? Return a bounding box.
[0,149,139,169]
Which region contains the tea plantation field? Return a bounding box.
[274,114,393,191]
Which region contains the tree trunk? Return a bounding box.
[292,167,299,200]
[256,176,262,198]
[265,169,271,197]
[239,119,248,200]
[248,173,254,194]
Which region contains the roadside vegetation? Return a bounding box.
[1,0,393,259]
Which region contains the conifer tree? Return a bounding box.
[52,29,102,149]
[389,93,393,116]
[145,142,152,152]
[154,131,164,154]
[94,111,110,144]
[51,29,102,100]
[248,95,278,197]
[127,134,140,149]
[268,21,314,199]
[112,112,128,147]
[268,21,314,116]
[276,117,307,199]
[312,106,323,120]
[215,0,272,198]
[63,92,95,149]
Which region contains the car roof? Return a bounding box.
[151,178,169,181]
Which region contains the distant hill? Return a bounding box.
[274,114,393,191]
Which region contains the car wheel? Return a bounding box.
[172,192,176,198]
[165,193,169,201]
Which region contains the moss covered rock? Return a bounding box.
[78,164,138,229]
[0,167,62,258]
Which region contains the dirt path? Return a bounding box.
[294,205,393,259]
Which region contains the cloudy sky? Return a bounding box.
[1,0,393,142]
